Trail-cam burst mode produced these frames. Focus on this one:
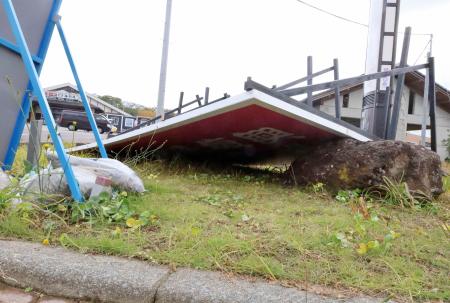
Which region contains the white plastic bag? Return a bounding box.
[20,166,98,197]
[0,170,11,190]
[47,153,145,193]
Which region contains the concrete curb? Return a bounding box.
[0,240,389,303]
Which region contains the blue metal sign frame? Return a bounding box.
[2,0,63,170]
[2,0,83,201]
[55,17,108,158]
[1,0,108,201]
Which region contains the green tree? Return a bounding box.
[98,95,123,108]
[123,107,139,116]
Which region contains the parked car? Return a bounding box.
[57,110,116,134]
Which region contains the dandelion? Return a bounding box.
[112,226,122,236]
[356,243,367,255]
[42,238,50,245]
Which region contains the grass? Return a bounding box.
[0,146,449,302]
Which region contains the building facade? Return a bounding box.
[45,83,132,118]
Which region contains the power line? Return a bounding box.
[295,0,368,28]
[294,0,432,37]
[413,38,432,65]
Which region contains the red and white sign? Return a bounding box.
[69,90,371,161]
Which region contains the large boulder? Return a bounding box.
[288,139,443,198]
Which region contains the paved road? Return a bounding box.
[21,124,108,145]
[0,282,80,303]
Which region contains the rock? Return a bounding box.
[0,170,11,191]
[288,139,443,198]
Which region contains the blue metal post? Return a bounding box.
[55,18,108,158]
[2,0,83,201]
[2,0,63,170]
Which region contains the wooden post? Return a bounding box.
[428,56,437,152]
[177,92,184,114]
[381,86,390,138]
[26,104,43,169]
[421,53,430,146]
[307,56,313,107]
[387,27,411,140]
[205,87,210,104]
[333,58,341,119]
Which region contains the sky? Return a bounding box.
[40,0,450,109]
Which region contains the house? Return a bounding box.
[44,83,132,118]
[313,71,450,159]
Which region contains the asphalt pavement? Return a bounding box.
[20,124,107,145]
[0,282,79,303]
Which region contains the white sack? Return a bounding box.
[21,167,97,197]
[47,153,145,193]
[0,170,11,190]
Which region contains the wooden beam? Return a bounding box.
[333,58,341,119]
[421,53,430,146]
[280,63,427,97]
[428,57,437,152]
[387,27,411,140]
[177,91,184,114]
[307,56,313,106]
[275,66,334,91]
[205,87,210,104]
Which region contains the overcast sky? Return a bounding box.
[40,0,450,109]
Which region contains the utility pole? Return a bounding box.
[156,0,173,119]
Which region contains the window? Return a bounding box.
[408,92,415,115]
[342,117,360,127]
[343,94,349,108]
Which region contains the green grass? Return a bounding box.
[0,149,449,302]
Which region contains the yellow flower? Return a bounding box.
[367,240,380,250]
[42,238,50,246]
[356,243,367,255]
[390,230,401,239]
[126,218,143,228]
[112,226,122,236]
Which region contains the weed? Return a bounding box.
[328,212,400,257]
[372,177,431,208]
[0,153,448,302]
[335,189,362,204]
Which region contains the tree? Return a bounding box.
[98,94,155,117]
[98,95,123,108]
[137,108,156,118]
[123,107,139,117]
